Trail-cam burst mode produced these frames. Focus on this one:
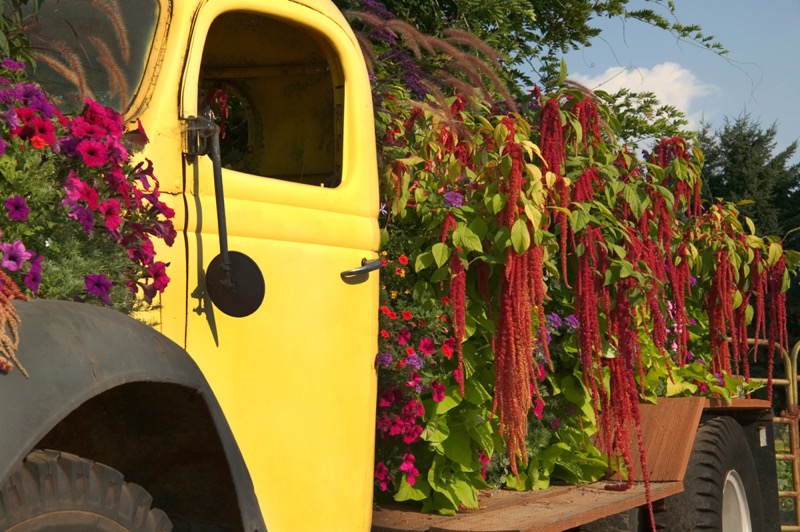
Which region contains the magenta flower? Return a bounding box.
[399,453,419,485]
[128,238,155,266]
[148,261,170,292]
[0,241,34,271]
[63,200,94,233]
[378,387,401,408]
[2,59,26,72]
[85,273,113,305]
[76,138,109,167]
[5,194,29,222]
[442,336,456,359]
[418,337,435,356]
[24,255,43,293]
[99,199,122,232]
[70,116,105,139]
[375,462,391,492]
[397,326,411,346]
[533,397,545,420]
[431,380,445,402]
[405,370,421,389]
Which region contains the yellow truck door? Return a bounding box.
[179,2,380,530]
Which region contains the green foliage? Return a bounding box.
[338,0,727,83]
[0,58,175,314]
[700,116,800,247]
[371,74,797,514]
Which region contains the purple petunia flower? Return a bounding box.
[0,240,34,271]
[24,255,43,293]
[85,273,113,305]
[5,195,29,222]
[0,137,5,157]
[443,191,464,209]
[63,200,94,233]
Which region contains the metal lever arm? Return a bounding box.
[341,257,382,280]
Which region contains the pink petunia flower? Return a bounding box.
[76,138,109,167]
[375,462,391,492]
[397,326,411,346]
[399,453,419,485]
[431,380,445,402]
[0,240,34,271]
[148,261,170,292]
[99,199,122,232]
[533,397,545,420]
[418,337,435,356]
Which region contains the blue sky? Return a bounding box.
[560,0,800,160]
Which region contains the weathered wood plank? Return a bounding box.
[372,482,682,532]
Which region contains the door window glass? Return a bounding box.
[199,12,343,187]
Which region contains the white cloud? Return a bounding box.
[570,62,718,127]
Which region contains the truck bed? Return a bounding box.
[372,397,715,532]
[372,480,681,532]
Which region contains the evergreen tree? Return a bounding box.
[701,115,800,248]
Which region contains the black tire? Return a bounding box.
[650,416,765,531]
[0,449,172,531]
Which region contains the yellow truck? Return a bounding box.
[0,1,786,531]
[1,0,379,530]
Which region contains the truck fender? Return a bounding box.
[0,299,265,530]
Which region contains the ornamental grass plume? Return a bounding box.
[0,270,28,377]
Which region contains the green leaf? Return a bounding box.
[488,194,506,214]
[451,478,479,509]
[453,226,483,253]
[745,217,756,236]
[442,425,475,469]
[465,377,492,406]
[430,264,450,283]
[415,250,435,272]
[394,476,430,502]
[431,243,451,268]
[570,207,589,233]
[557,58,568,85]
[524,203,542,229]
[511,218,530,254]
[469,217,489,240]
[435,386,463,415]
[560,375,586,406]
[422,415,451,443]
[768,242,782,266]
[464,410,494,454]
[666,379,698,397]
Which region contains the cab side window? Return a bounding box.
[199,12,343,187]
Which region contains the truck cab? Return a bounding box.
[0,1,380,530]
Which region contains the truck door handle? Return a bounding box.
[341,257,382,284]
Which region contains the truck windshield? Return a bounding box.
[17,0,160,114]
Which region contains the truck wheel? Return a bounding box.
[0,449,172,531]
[650,416,764,531]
